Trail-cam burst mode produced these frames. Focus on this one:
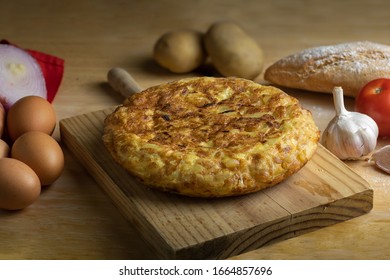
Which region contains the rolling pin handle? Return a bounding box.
[107,67,143,98]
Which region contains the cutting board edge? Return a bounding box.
[170,187,374,259]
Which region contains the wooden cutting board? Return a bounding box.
[59,107,373,259]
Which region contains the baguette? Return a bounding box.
[264,41,390,97]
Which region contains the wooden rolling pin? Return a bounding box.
[107,67,143,98]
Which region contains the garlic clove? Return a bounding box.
[321,87,379,160]
[322,123,369,160]
[370,145,390,174]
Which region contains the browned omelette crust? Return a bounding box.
[103,77,320,197]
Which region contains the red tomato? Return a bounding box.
[355,78,390,137]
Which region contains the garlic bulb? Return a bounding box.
[321,86,379,160]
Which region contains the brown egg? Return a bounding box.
[0,139,10,158]
[0,157,41,210]
[6,96,56,141]
[11,131,64,186]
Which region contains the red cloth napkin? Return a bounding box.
[0,39,64,103]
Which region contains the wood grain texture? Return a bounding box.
[1,0,390,260]
[60,108,373,259]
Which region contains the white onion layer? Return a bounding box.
[0,44,47,110]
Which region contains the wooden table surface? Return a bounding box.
[1,0,389,260]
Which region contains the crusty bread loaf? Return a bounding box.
[264,41,390,97]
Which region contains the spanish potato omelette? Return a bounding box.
[103,77,320,197]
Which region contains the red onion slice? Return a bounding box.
[0,44,47,110]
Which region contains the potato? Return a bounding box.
[153,30,207,73]
[204,21,264,80]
